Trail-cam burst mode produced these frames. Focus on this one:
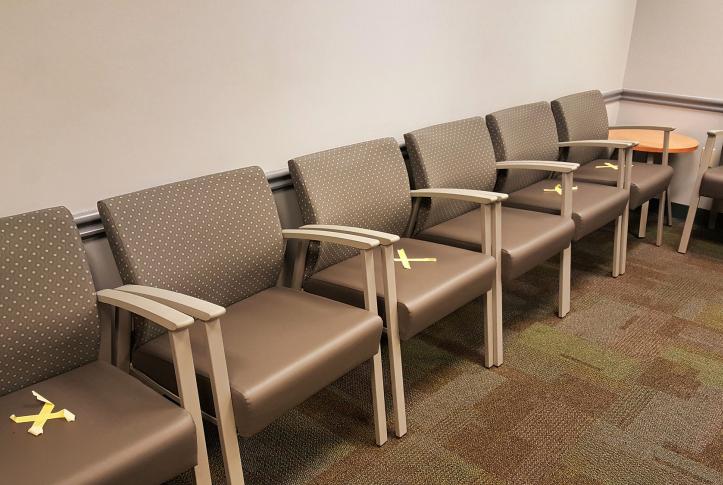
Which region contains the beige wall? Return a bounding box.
[623,0,723,98]
[0,0,637,218]
[619,0,723,207]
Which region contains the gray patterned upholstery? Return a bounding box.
[99,167,285,345]
[405,117,498,231]
[0,207,100,396]
[289,138,412,273]
[552,90,611,163]
[486,102,560,193]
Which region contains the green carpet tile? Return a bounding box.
[170,219,723,484]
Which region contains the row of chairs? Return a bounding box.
[1,90,720,484]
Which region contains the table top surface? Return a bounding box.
[608,128,699,153]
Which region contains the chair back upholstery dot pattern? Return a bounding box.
[552,90,611,164]
[289,138,411,273]
[99,167,284,345]
[0,207,100,396]
[486,101,560,193]
[405,117,498,231]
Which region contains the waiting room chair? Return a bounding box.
[486,101,636,276]
[288,137,505,439]
[404,117,577,318]
[678,130,723,253]
[98,167,388,485]
[0,207,212,485]
[552,89,674,247]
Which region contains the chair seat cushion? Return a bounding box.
[700,165,723,198]
[571,160,674,209]
[134,286,382,437]
[504,180,629,241]
[303,238,496,341]
[417,207,575,282]
[0,361,196,485]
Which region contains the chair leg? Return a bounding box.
[656,191,666,247]
[381,246,407,438]
[678,196,700,253]
[203,320,245,485]
[483,290,494,368]
[169,329,212,485]
[558,245,571,317]
[612,215,622,278]
[638,201,649,238]
[370,346,388,446]
[709,199,720,229]
[620,203,631,275]
[666,189,674,226]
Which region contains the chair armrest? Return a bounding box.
[300,224,400,246]
[410,188,508,204]
[708,129,723,137]
[282,228,379,250]
[559,140,637,149]
[116,285,226,322]
[96,289,194,331]
[496,161,579,173]
[610,125,675,132]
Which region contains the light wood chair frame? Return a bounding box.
[113,228,387,485]
[678,130,723,254]
[96,289,213,485]
[609,125,674,246]
[299,188,506,441]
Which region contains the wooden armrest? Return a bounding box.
[282,228,379,250]
[610,125,675,132]
[300,224,400,245]
[96,289,194,331]
[116,285,226,321]
[559,140,637,149]
[496,161,579,173]
[410,188,507,204]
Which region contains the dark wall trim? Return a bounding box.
[604,88,723,113]
[76,88,723,239]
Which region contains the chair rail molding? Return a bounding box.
[74,88,723,238]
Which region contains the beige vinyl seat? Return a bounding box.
[0,207,212,485]
[404,117,576,317]
[486,101,636,276]
[288,137,505,439]
[678,130,723,253]
[99,166,387,485]
[552,90,675,246]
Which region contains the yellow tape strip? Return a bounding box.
[543,184,578,195]
[595,162,618,170]
[393,248,437,269]
[9,391,75,436]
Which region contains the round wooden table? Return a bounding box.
[608,128,699,154]
[608,128,699,234]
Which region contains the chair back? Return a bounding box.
[99,167,285,345]
[405,117,498,231]
[552,90,610,163]
[289,138,411,273]
[486,101,560,193]
[0,207,100,396]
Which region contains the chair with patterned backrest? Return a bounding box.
[404,116,577,318]
[486,101,636,277]
[678,130,723,253]
[99,166,388,484]
[288,137,505,439]
[552,89,675,247]
[0,206,212,485]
